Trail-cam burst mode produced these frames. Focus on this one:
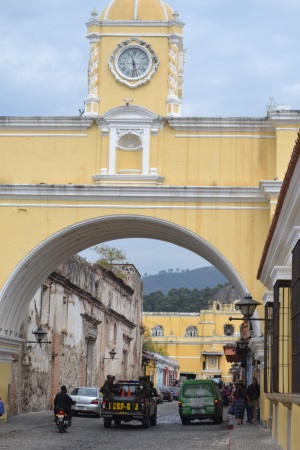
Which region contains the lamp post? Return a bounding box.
[229,295,262,322]
[103,348,118,367]
[24,327,51,356]
[108,348,117,360]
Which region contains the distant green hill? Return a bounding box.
[142,266,228,295]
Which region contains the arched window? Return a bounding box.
[151,324,164,336]
[185,325,198,337]
[224,324,234,336]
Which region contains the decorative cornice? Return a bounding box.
[168,117,274,132]
[262,291,274,306]
[0,116,94,131]
[287,226,300,251]
[0,184,272,203]
[87,21,184,28]
[93,174,165,185]
[0,335,24,363]
[100,105,160,125]
[270,266,292,286]
[259,181,282,200]
[248,337,264,362]
[268,110,300,125]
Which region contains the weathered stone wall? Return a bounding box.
[9,256,142,415]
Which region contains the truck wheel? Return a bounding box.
[150,409,157,426]
[181,418,190,425]
[103,418,112,428]
[114,418,121,427]
[213,415,223,424]
[142,414,150,428]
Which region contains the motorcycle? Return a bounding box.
[55,408,70,433]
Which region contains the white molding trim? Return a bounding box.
[93,174,165,184]
[0,134,87,138]
[259,156,300,288]
[287,226,300,251]
[0,335,24,363]
[175,134,275,139]
[0,117,94,131]
[0,185,272,203]
[270,266,292,286]
[259,181,282,200]
[262,291,274,306]
[169,117,275,132]
[248,337,264,362]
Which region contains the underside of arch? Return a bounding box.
[0,215,249,336]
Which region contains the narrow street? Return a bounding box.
[0,402,282,450]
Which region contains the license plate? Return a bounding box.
[109,402,138,412]
[193,408,205,414]
[57,414,64,418]
[78,406,87,410]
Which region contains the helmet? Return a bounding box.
[61,385,67,392]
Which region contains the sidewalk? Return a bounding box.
[228,417,283,450]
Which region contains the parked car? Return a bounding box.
[154,387,164,404]
[160,387,173,402]
[168,386,180,400]
[178,379,223,425]
[70,387,103,418]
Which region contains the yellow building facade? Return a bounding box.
[144,300,242,382]
[257,133,300,450]
[0,0,299,436]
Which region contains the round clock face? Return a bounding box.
[116,46,151,80]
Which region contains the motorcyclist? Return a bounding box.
[54,385,75,425]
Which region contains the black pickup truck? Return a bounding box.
[102,380,157,428]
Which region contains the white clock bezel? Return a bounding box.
[116,45,151,81]
[108,38,159,89]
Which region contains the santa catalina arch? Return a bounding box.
[0,0,299,425]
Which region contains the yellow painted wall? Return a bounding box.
[277,403,288,450]
[143,304,242,381]
[0,363,10,422]
[291,406,300,450]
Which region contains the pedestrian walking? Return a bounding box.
[233,384,246,425]
[246,377,260,422]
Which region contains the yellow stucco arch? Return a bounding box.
[0,214,249,336]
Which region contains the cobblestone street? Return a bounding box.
[0,403,283,450]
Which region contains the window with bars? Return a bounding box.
[264,303,273,393]
[292,241,300,393]
[272,280,291,393]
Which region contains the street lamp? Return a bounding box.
[229,295,262,321]
[103,348,118,362]
[108,348,117,360]
[24,327,51,356]
[236,295,261,318]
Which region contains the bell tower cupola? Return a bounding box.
[84,0,185,118]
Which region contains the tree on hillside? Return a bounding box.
[143,284,226,312]
[92,244,128,270]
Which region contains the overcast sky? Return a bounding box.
[2,0,300,275]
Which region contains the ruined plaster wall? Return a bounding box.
[10,256,143,414]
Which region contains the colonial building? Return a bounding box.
[143,286,243,383]
[9,256,143,415]
[257,132,300,450]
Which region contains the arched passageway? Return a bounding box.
[0,215,249,336]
